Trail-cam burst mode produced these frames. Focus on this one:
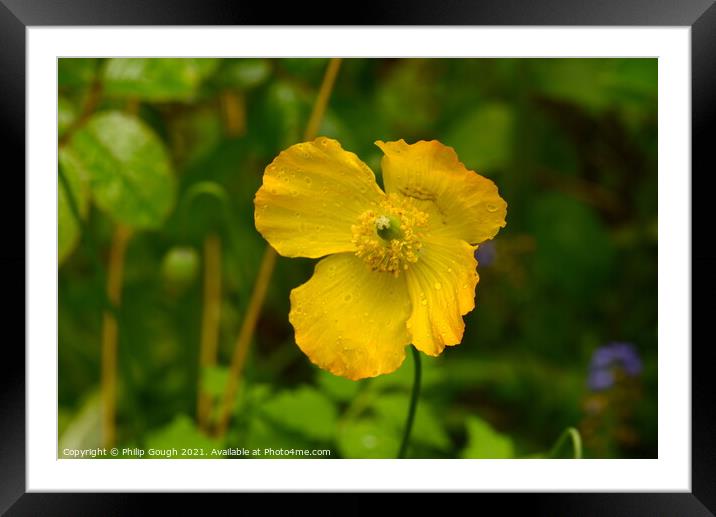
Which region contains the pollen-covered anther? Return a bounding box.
[352,194,429,276]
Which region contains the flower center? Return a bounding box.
[352,194,428,276]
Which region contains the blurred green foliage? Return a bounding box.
[58,58,657,459]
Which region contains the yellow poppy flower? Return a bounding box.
[254,138,507,380]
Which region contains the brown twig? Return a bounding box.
[196,234,222,431]
[101,224,132,449]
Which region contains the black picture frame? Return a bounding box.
[2,1,713,513]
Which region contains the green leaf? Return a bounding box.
[102,58,219,101]
[145,414,221,451]
[337,418,400,459]
[244,417,315,457]
[200,365,229,399]
[68,111,176,230]
[444,102,514,173]
[461,416,514,459]
[58,391,102,455]
[316,370,360,402]
[220,59,272,90]
[372,395,450,450]
[259,386,337,442]
[58,147,90,265]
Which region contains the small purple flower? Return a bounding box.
[587,342,642,391]
[475,241,496,267]
[610,342,643,376]
[591,347,616,369]
[588,369,614,391]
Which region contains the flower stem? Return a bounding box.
[549,427,583,459]
[196,233,222,432]
[214,245,276,437]
[397,346,422,459]
[101,224,132,449]
[214,57,343,439]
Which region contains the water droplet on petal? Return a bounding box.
[434,282,442,290]
[486,203,498,212]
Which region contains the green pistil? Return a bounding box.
[375,215,404,241]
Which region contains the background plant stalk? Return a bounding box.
[214,58,343,438]
[101,224,132,449]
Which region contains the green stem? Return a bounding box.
[549,427,583,459]
[397,346,421,459]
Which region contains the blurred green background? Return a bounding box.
[58,58,657,459]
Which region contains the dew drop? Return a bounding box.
[486,203,498,212]
[434,282,442,290]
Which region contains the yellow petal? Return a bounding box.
[255,137,385,258]
[405,235,478,356]
[289,253,411,380]
[376,139,507,245]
